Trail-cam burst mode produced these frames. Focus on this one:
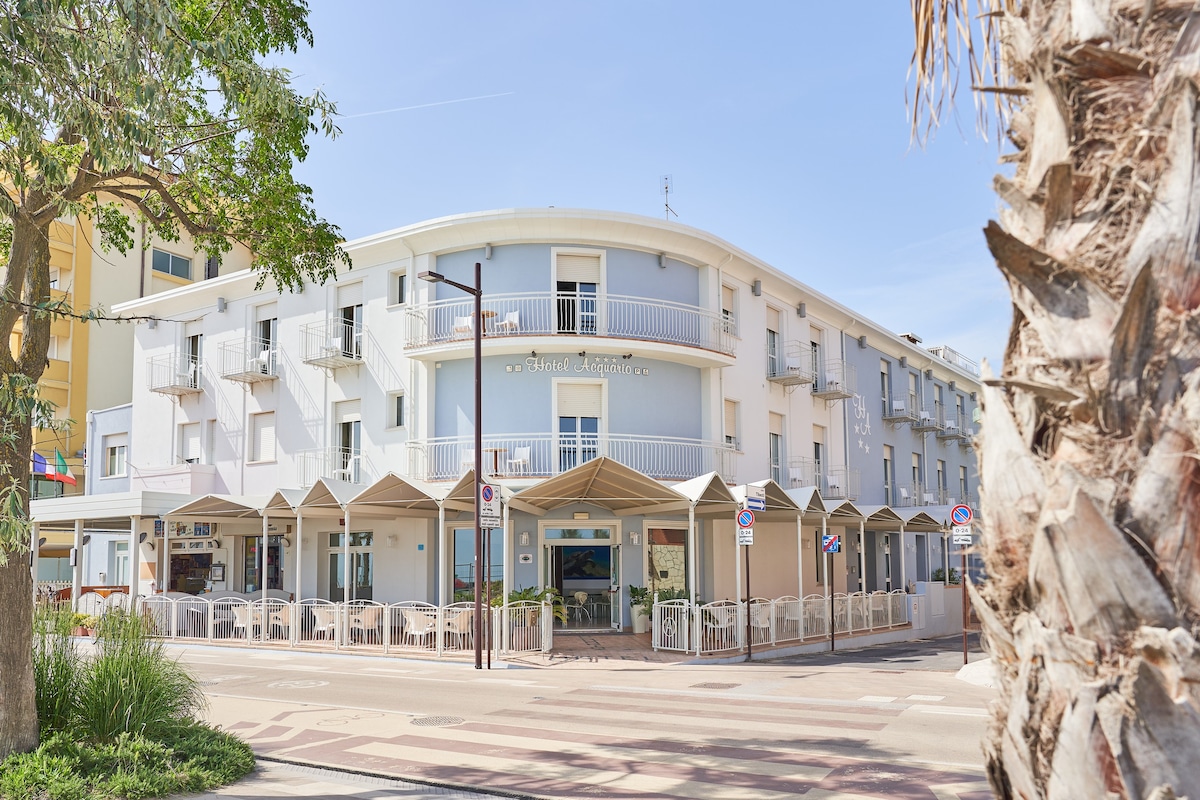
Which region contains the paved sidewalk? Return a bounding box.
[188,759,517,799]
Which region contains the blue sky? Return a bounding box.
[275,2,1010,370]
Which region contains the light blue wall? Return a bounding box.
[841,333,979,507]
[87,404,133,495]
[433,244,699,306]
[433,354,702,439]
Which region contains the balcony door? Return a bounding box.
[337,282,363,358]
[554,251,601,335]
[556,382,603,473]
[326,531,373,601]
[335,400,361,483]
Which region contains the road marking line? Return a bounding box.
[907,694,945,701]
[908,704,989,718]
[857,695,897,703]
[359,667,414,674]
[205,692,423,717]
[588,684,902,710]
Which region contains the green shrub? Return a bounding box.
[75,611,204,741]
[0,725,253,800]
[32,606,86,735]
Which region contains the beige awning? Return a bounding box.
[825,499,865,521]
[674,472,738,517]
[731,479,801,521]
[857,504,905,527]
[508,457,687,517]
[784,486,828,519]
[298,478,363,516]
[165,494,268,519]
[263,488,307,518]
[349,473,443,517]
[896,508,945,531]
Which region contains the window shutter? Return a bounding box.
[252,412,275,462]
[768,412,783,436]
[337,282,363,308]
[555,253,601,284]
[766,307,780,333]
[557,383,602,418]
[105,432,128,451]
[335,400,361,424]
[180,423,201,462]
[721,285,735,313]
[724,400,738,441]
[256,302,277,322]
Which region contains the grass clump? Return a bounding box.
[0,606,252,799]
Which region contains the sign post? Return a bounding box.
[950,505,973,665]
[737,509,754,660]
[822,534,840,651]
[479,483,503,671]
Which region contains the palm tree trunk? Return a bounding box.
[946,2,1200,796]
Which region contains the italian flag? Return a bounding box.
[47,449,76,486]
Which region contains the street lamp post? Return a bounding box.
[418,262,484,669]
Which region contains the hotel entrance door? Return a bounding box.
[542,527,620,630]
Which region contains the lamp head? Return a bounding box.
[417,271,445,283]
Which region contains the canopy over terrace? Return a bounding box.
[29,490,200,601]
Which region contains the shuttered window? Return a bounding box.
[721,285,735,315]
[557,383,602,418]
[768,412,783,436]
[251,412,275,462]
[256,302,277,322]
[766,307,780,334]
[179,422,201,463]
[724,399,738,447]
[555,253,601,284]
[336,282,363,308]
[335,399,362,424]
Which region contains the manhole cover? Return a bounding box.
[411,716,465,727]
[690,682,740,690]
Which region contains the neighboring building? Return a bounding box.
[11,205,250,579]
[32,209,980,632]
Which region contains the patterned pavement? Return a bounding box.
[188,639,995,800]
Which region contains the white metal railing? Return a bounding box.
[219,337,278,383]
[296,447,371,486]
[407,432,737,482]
[147,353,202,395]
[650,591,911,655]
[927,345,980,376]
[127,595,551,659]
[404,291,736,356]
[766,340,816,385]
[882,393,918,423]
[912,405,943,432]
[300,318,363,368]
[785,459,861,500]
[812,360,857,399]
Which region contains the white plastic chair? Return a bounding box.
[495,311,519,333]
[453,316,473,335]
[898,487,911,506]
[788,467,805,487]
[507,446,531,475]
[568,591,591,623]
[402,608,437,648]
[460,449,475,473]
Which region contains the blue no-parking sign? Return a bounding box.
[822,534,840,553]
[737,509,754,528]
[951,504,973,526]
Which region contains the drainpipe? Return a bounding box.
[437,503,447,605]
[138,222,146,298]
[295,511,304,601]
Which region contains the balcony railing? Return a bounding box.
[882,393,918,424]
[300,319,363,369]
[296,447,372,487]
[928,345,980,376]
[148,353,202,396]
[219,337,279,384]
[895,484,946,507]
[812,360,856,400]
[404,292,736,357]
[406,433,737,483]
[766,340,815,386]
[936,412,967,440]
[911,405,943,432]
[786,458,861,500]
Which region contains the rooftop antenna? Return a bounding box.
[660,174,678,220]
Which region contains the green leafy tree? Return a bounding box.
[0,0,347,756]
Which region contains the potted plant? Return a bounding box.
[629,586,651,634]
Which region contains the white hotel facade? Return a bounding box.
[32,209,981,641]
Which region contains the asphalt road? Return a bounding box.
[178,637,996,800]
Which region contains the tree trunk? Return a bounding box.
[0,207,53,756]
[977,3,1200,797]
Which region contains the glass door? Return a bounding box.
[609,544,621,630]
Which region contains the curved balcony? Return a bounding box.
[404,292,736,362]
[406,433,737,483]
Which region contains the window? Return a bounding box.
[152,248,192,280]
[554,250,602,335]
[326,531,374,601]
[768,412,784,484]
[723,399,739,448]
[937,459,946,502]
[48,269,59,290]
[911,452,922,492]
[883,444,894,504]
[250,412,276,463]
[959,465,969,502]
[336,282,364,359]
[388,392,406,428]
[908,371,919,411]
[184,333,202,388]
[391,270,408,305]
[765,308,780,376]
[179,422,201,463]
[557,383,602,472]
[880,359,892,414]
[335,400,362,481]
[721,285,737,335]
[104,433,128,477]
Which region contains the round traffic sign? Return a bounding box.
[737,509,754,528]
[481,485,494,502]
[951,504,973,526]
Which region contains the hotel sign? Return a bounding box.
[507,355,650,376]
